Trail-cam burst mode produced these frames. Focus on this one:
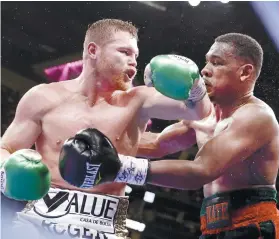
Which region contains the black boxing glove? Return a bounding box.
[59,128,150,188]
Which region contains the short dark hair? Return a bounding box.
[84,19,138,48]
[215,33,263,78]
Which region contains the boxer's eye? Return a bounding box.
[120,50,129,56]
[212,60,222,66]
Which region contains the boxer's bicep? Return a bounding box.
[2,119,41,154]
[1,86,45,153]
[193,106,275,181]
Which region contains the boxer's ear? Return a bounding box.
[239,64,254,82]
[87,42,99,60]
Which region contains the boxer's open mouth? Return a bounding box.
[125,69,136,81]
[203,79,212,87]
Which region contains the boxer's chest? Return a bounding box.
[41,97,143,154]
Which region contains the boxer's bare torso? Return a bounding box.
[40,80,150,196]
[138,97,279,197]
[186,97,279,197]
[4,80,150,196]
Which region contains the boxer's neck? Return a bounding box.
[77,68,116,107]
[218,91,254,119]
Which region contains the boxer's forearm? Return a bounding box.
[143,90,212,121]
[148,160,207,190]
[137,132,161,158]
[136,143,162,159]
[137,134,180,159]
[0,147,12,164]
[142,55,212,121]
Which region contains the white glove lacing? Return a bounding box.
[187,76,207,103]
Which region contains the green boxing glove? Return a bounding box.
[0,149,51,201]
[144,54,206,102]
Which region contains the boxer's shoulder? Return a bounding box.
[39,81,75,103]
[44,80,72,94]
[21,82,68,117]
[19,83,52,112]
[26,82,64,98]
[233,100,276,120]
[231,101,278,135]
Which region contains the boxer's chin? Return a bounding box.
[206,86,213,96]
[114,74,130,91]
[207,90,215,101]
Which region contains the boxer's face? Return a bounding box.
[201,42,243,102]
[95,31,138,91]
